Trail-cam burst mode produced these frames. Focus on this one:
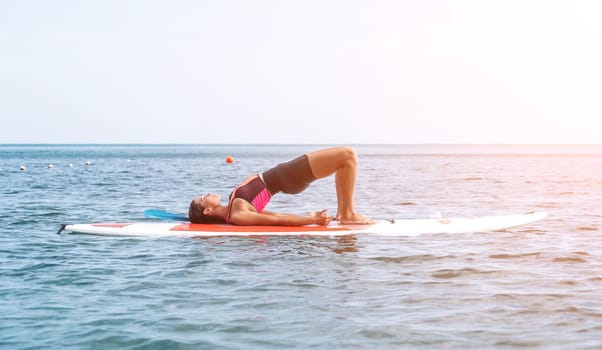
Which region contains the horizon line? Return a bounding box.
[2,142,602,146]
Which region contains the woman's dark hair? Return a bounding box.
[188,199,226,224]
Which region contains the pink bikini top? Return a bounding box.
[225,175,271,223]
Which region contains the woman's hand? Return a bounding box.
[310,209,333,225]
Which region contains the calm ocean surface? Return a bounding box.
[1,144,601,349]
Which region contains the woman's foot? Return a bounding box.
[338,212,373,225]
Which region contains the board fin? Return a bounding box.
[56,224,67,235]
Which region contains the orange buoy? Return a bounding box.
[225,155,234,164]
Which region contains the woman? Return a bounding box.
[189,146,372,226]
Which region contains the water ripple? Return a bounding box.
[2,145,602,349]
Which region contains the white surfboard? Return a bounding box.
[61,212,547,238]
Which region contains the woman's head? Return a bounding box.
[188,193,225,224]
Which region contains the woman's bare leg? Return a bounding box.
[306,147,372,224]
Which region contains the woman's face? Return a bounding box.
[197,193,221,209]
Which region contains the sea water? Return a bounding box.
[1,144,601,349]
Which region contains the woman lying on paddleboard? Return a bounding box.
[189,147,372,226]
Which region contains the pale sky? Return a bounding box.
[1,0,600,144]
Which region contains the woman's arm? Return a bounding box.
[230,209,332,226]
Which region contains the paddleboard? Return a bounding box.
[61,212,547,238]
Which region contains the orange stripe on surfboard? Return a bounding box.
[92,223,132,228]
[170,224,354,232]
